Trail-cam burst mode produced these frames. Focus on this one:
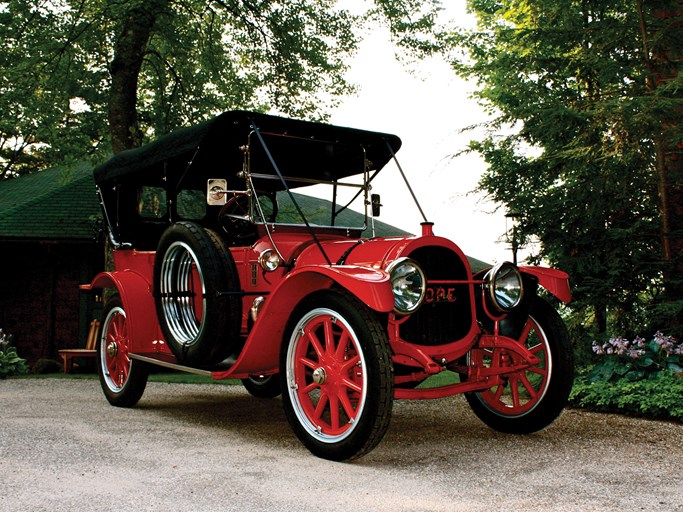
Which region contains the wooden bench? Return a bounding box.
[59,319,100,373]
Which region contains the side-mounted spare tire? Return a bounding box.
[154,221,242,367]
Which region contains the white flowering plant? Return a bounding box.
[590,332,683,383]
[0,328,28,378]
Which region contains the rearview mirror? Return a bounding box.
[371,194,382,217]
[207,179,228,205]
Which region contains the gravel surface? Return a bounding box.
[1,378,681,512]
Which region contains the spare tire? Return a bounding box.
[154,222,241,367]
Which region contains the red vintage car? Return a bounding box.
[83,110,574,461]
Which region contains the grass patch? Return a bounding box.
[416,370,460,388]
[148,372,240,385]
[15,372,96,380]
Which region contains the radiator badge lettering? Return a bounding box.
[425,287,457,303]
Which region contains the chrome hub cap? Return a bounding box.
[107,341,118,359]
[312,367,327,385]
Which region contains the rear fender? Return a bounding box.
[520,266,572,303]
[212,265,393,379]
[81,271,160,353]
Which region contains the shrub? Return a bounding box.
[0,328,29,378]
[570,371,683,422]
[590,332,682,383]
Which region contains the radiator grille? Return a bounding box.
[399,246,473,346]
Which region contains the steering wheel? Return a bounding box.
[219,194,254,241]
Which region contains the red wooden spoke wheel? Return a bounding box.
[281,291,393,461]
[465,297,574,434]
[472,317,550,415]
[290,310,366,439]
[97,296,148,407]
[102,304,131,390]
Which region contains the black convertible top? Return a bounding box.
[93,110,402,190]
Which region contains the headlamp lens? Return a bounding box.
[488,262,523,312]
[387,258,426,314]
[258,249,281,272]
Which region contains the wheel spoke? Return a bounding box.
[306,330,325,361]
[106,354,117,379]
[328,393,341,431]
[528,342,543,355]
[339,354,360,373]
[527,365,547,377]
[518,319,534,344]
[509,375,521,408]
[338,389,357,420]
[519,373,538,400]
[313,392,329,423]
[342,379,363,393]
[302,381,318,394]
[324,318,336,356]
[298,356,318,370]
[335,330,350,359]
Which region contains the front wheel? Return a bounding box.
[465,297,574,434]
[97,295,149,407]
[280,290,394,461]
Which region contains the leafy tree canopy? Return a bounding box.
[448,0,683,337]
[0,0,443,177]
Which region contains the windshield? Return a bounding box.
[247,131,371,230]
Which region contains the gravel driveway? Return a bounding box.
[1,378,681,512]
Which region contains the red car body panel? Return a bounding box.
[520,266,572,303]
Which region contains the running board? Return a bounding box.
[130,353,213,377]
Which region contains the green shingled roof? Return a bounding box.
[0,166,487,270]
[0,165,102,241]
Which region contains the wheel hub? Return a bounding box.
[107,341,118,358]
[312,367,327,385]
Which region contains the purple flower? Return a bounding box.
[627,348,644,359]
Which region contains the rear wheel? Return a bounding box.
[97,295,148,407]
[242,374,281,398]
[465,297,574,434]
[280,290,393,461]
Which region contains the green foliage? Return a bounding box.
[571,331,682,421]
[590,332,682,382]
[0,0,443,177]
[569,371,683,422]
[447,0,683,338]
[0,329,28,378]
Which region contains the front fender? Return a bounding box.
[520,266,572,303]
[303,265,395,312]
[211,265,393,380]
[81,270,159,353]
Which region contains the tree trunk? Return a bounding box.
[108,0,169,154]
[653,1,683,327]
[639,0,683,328]
[105,0,169,287]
